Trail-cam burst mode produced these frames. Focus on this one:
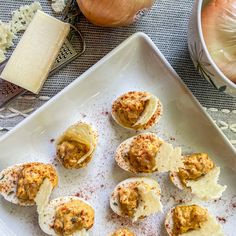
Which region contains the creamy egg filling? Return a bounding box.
[112,91,150,128]
[173,205,208,235]
[118,183,139,217]
[117,181,162,221]
[180,214,225,236]
[16,163,58,203]
[53,200,94,236]
[178,153,215,185]
[110,228,135,236]
[57,140,91,168]
[127,134,162,173]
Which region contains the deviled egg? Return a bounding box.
[56,122,98,169]
[0,162,58,206]
[110,177,163,222]
[111,91,162,130]
[109,228,135,236]
[165,204,225,236]
[169,153,227,200]
[38,196,95,236]
[115,133,183,173]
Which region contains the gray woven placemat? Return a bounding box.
[0,0,235,146]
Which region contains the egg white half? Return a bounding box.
[115,133,183,174]
[39,196,94,236]
[56,122,98,169]
[0,162,57,206]
[110,177,162,222]
[165,206,225,236]
[111,92,162,131]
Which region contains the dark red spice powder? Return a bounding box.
[217,216,226,223]
[75,192,89,201]
[51,157,58,167]
[50,138,55,143]
[101,111,109,116]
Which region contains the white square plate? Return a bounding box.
[0,33,235,236]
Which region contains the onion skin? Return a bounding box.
[76,0,154,27]
[202,0,236,83]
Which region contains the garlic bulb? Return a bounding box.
[202,0,236,83]
[76,0,154,27]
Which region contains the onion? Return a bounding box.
[76,0,154,27]
[202,0,236,83]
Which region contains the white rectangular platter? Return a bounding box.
[0,32,235,236]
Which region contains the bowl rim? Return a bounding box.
[197,0,236,90]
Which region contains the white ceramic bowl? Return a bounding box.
[188,0,236,97]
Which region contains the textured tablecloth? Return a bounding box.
[0,0,235,147]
